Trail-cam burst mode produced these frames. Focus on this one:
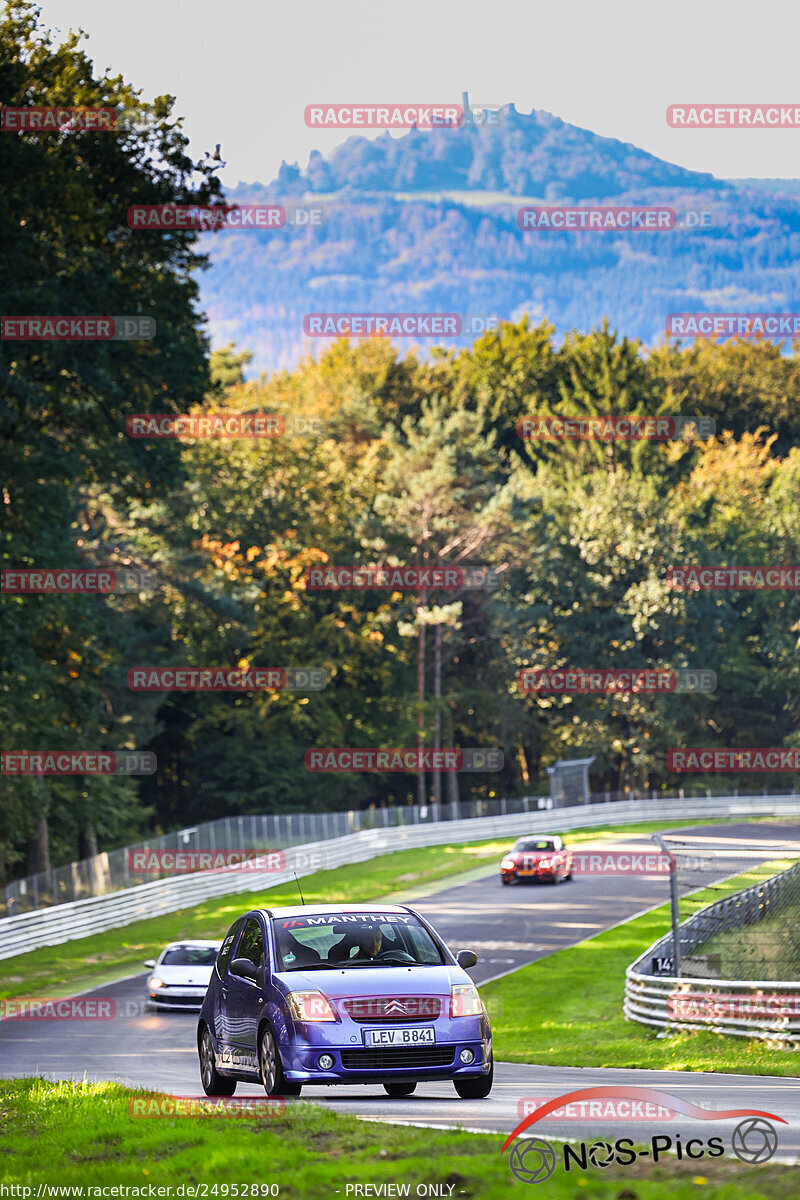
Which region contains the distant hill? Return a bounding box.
[198,104,800,373]
[270,105,721,198]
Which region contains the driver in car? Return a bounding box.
[354,924,383,960]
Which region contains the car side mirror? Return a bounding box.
[456,949,478,969]
[230,957,260,982]
[143,959,156,969]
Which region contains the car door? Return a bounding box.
[223,915,266,1074]
[212,918,244,1069]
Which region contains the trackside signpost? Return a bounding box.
[652,833,682,978]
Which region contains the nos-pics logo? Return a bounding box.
[502,1087,784,1183]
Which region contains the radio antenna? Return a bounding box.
[294,871,306,906]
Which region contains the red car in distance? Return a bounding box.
[500,835,573,885]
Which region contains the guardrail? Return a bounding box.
[2,795,558,918]
[2,793,799,962]
[3,784,780,918]
[625,857,800,1042]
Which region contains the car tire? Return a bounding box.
[501,876,512,886]
[454,1056,493,1099]
[383,1082,417,1097]
[259,1023,302,1097]
[199,1026,237,1096]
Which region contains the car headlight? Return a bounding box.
[501,858,516,870]
[149,977,164,989]
[286,990,337,1022]
[450,983,482,1017]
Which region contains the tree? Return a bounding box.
[0,0,224,877]
[370,395,520,803]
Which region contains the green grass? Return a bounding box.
[0,817,766,1001]
[482,858,800,1077]
[1,1078,798,1197]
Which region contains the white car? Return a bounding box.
[144,940,222,1010]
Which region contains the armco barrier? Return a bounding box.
[1,794,799,962]
[3,787,776,917]
[625,855,800,1042]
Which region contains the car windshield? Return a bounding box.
[272,913,445,971]
[514,839,557,852]
[161,947,219,966]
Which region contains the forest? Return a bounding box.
[3,1,800,883]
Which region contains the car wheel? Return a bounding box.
[199,1026,236,1096]
[259,1024,302,1097]
[383,1082,417,1097]
[454,1056,493,1099]
[501,876,511,886]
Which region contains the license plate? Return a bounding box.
[519,869,538,876]
[366,1027,435,1047]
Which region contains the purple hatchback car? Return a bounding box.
[197,903,493,1098]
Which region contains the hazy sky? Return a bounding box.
[37,0,800,187]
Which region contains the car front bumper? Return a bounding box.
[279,1016,492,1083]
[148,987,208,1009]
[501,866,556,880]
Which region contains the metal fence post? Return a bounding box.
[652,834,681,978]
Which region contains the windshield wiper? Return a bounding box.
[281,962,339,971]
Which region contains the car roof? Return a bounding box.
[160,939,221,949]
[254,903,413,918]
[514,834,561,843]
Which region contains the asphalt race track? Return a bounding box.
[1,821,799,1158]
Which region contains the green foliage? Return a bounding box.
[0,1,223,874]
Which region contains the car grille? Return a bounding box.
[342,997,441,1022]
[152,995,203,1007]
[340,1047,455,1070]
